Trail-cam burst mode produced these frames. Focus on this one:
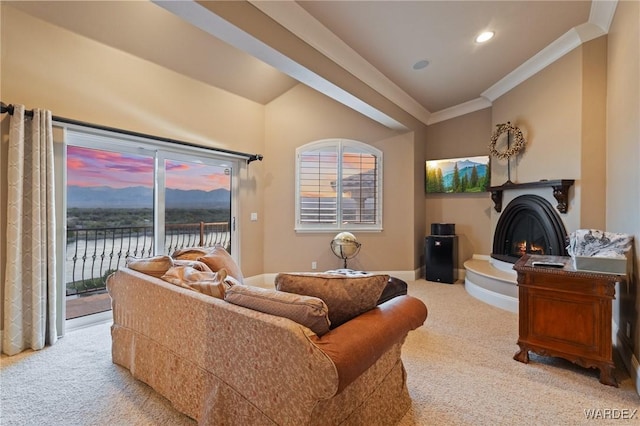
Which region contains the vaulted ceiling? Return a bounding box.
[8,1,616,129]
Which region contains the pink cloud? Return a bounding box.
[67,147,232,191]
[67,146,153,188]
[163,159,231,191]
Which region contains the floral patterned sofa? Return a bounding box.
[106,248,427,425]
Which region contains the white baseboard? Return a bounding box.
[634,354,640,396]
[614,330,640,396]
[632,354,640,396]
[457,268,466,281]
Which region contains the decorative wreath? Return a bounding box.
[488,122,526,160]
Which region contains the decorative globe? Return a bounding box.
[330,232,361,269]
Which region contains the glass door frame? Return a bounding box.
[55,123,241,334]
[156,150,238,258]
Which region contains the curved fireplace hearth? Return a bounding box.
[492,194,568,264]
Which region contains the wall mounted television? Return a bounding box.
[426,155,490,194]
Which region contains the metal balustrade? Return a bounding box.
[66,221,230,297]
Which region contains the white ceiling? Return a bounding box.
[8,1,616,129]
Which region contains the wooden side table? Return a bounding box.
[513,254,625,386]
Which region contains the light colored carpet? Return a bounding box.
[1,279,638,425]
[399,280,638,425]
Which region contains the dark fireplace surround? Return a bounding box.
[492,194,568,264]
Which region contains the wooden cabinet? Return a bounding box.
[513,254,624,386]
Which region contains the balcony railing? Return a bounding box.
[66,221,230,298]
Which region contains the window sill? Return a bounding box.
[295,227,383,233]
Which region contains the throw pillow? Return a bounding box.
[171,247,211,261]
[173,259,213,272]
[325,269,408,304]
[126,255,174,278]
[161,266,230,299]
[275,272,389,327]
[225,285,330,336]
[224,275,243,287]
[197,245,244,284]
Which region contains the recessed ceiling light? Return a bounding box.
[475,31,495,43]
[412,59,430,70]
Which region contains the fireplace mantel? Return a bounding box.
[489,179,575,213]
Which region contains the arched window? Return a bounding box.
[295,139,382,232]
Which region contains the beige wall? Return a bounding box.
[0,117,6,336]
[1,4,424,298]
[0,5,267,333]
[492,43,585,236]
[492,49,583,186]
[412,126,427,270]
[263,84,418,273]
[426,26,637,382]
[1,7,265,155]
[491,38,608,241]
[425,108,493,266]
[425,38,609,269]
[580,36,608,230]
[606,0,640,373]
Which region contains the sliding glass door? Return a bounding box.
[62,128,238,323]
[160,154,233,255]
[65,145,155,320]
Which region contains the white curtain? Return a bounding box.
[3,105,57,356]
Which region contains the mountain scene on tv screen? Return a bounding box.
[426,158,490,193]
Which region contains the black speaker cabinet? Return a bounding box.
[425,235,458,284]
[430,223,455,236]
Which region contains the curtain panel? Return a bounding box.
[3,105,57,356]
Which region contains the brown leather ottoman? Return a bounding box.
[324,269,408,305]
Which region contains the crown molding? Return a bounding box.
[160,0,618,129]
[481,26,585,102]
[428,97,492,125]
[430,0,617,120]
[257,0,618,127]
[589,0,618,33]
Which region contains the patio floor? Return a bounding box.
[66,292,112,320]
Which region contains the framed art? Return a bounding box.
[426,155,490,193]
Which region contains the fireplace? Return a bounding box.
[492,194,568,264]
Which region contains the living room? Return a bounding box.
[1,0,639,423]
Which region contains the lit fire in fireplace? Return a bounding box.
[515,241,545,256]
[492,194,568,263]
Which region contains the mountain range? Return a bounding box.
[426,158,488,193]
[68,186,230,208]
[434,159,485,175]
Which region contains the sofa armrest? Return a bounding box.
[310,295,427,392]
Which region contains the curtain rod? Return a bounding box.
[0,101,264,163]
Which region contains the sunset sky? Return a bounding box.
[67,146,230,191]
[299,152,376,198]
